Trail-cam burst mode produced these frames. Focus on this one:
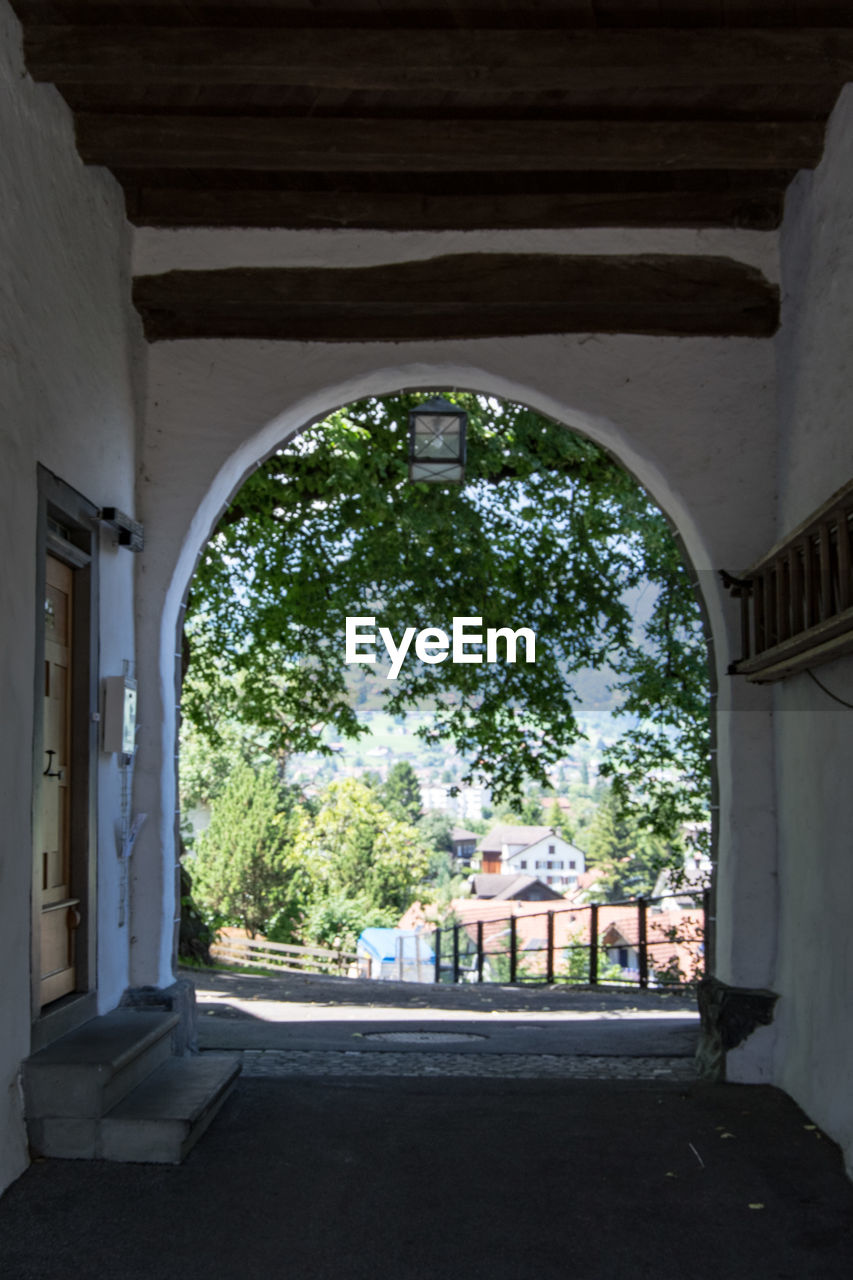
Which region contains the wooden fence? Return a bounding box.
[210,933,359,977]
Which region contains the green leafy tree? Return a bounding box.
[417,810,455,856]
[177,858,214,964]
[180,671,282,819]
[584,786,680,902]
[417,810,460,884]
[544,799,575,842]
[490,793,550,827]
[561,928,624,983]
[190,762,307,938]
[183,392,710,832]
[299,890,393,953]
[380,760,423,824]
[295,777,430,928]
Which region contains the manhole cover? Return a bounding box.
[363,1030,487,1044]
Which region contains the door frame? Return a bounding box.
[31,466,100,1048]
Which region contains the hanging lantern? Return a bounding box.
[407,396,467,484]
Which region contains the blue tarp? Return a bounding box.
[357,927,433,964]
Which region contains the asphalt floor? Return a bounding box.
[2,971,852,1279]
[190,966,701,1059]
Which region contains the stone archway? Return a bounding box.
[130,341,777,1084]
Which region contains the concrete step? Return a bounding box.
[24,1009,180,1150]
[99,1054,241,1164]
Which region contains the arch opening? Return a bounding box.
[173,386,716,996]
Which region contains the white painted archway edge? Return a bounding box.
[132,335,777,1028]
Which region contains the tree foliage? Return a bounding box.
[561,930,624,983]
[190,762,307,938]
[183,391,710,835]
[584,786,680,901]
[379,760,423,825]
[295,777,430,923]
[188,769,431,949]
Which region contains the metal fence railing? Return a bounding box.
[428,892,707,990]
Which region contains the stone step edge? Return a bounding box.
[98,1055,241,1164]
[24,1011,182,1118]
[25,1009,180,1073]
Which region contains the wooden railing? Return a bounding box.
[725,478,853,682]
[210,934,358,977]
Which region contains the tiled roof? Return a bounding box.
[478,824,554,852]
[470,874,564,901]
[471,873,530,897]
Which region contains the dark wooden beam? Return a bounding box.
[76,115,825,171]
[12,2,853,30]
[24,26,853,88]
[132,252,780,341]
[124,181,786,230]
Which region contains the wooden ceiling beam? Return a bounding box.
[24,25,853,89]
[76,115,824,172]
[12,1,853,28]
[124,182,786,230]
[132,252,780,341]
[19,24,853,92]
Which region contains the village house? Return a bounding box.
[478,825,586,891]
[450,827,479,868]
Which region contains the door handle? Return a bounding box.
[43,750,64,780]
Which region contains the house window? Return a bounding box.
[569,860,576,870]
[519,860,527,870]
[547,877,553,885]
[548,844,555,854]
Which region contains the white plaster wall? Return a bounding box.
[0,1,141,1195]
[134,331,779,1001]
[763,85,853,1177]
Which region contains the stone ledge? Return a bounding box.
[696,975,779,1081]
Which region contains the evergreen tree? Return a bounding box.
[190,762,307,938]
[417,810,455,855]
[584,786,680,902]
[380,760,423,824]
[544,799,574,842]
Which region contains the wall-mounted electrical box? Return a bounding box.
[103,676,137,755]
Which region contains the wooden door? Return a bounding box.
[39,555,80,1005]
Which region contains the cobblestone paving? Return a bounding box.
[233,1048,697,1080]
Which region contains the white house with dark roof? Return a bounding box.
[477,826,586,892]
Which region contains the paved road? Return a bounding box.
[188,966,700,1067]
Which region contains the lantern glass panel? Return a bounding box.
[412,412,463,461]
[409,460,465,483]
